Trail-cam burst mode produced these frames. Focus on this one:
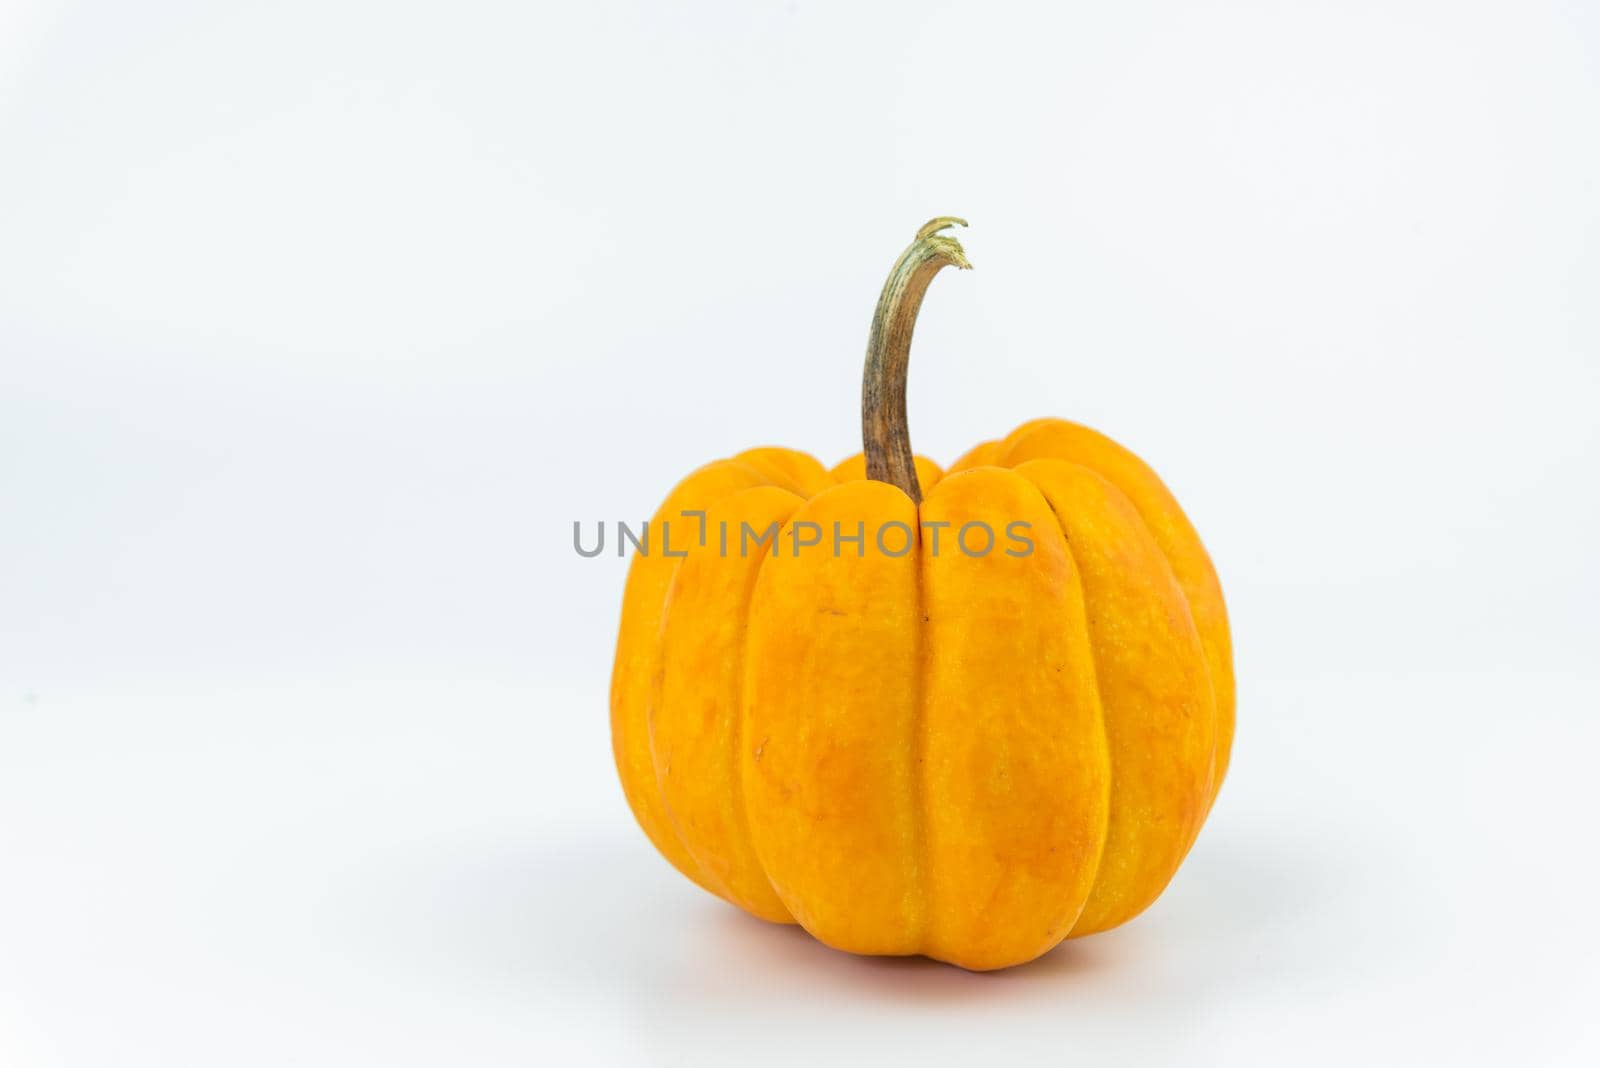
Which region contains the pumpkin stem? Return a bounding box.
[861,217,971,504]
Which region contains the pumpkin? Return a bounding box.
[610,218,1233,971]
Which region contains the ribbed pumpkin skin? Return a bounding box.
[610,417,1233,971]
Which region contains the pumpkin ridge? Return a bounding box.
[1130,536,1220,817]
[1134,532,1221,826]
[909,499,932,956]
[739,479,926,951]
[994,418,1233,808]
[652,469,773,898]
[614,458,775,896]
[1014,458,1218,936]
[730,496,805,920]
[733,447,832,498]
[620,456,809,900]
[914,468,1111,968]
[649,476,806,920]
[1065,462,1222,816]
[1021,449,1222,832]
[1032,487,1113,945]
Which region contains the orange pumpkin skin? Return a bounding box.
[609,417,1233,971]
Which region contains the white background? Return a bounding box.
[2,1,1597,1064]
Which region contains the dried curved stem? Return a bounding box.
[861,217,971,504]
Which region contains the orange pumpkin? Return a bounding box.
[610,219,1233,970]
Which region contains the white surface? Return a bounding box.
[3,674,1597,1065]
[2,2,1597,1065]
